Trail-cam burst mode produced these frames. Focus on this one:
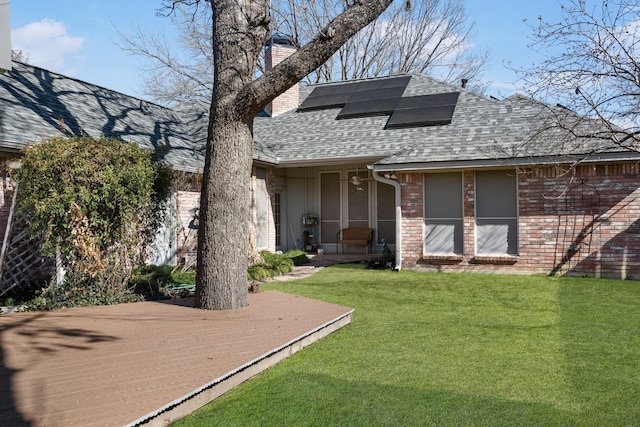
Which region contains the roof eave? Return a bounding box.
[275,155,386,168]
[371,151,640,172]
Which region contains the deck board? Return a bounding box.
[0,291,353,426]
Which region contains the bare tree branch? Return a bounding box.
[117,0,487,105]
[515,0,640,151]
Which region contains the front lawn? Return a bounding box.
[174,265,639,426]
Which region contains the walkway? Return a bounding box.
[0,291,353,426]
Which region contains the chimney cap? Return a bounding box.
[266,33,297,49]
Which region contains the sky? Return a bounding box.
[7,0,567,102]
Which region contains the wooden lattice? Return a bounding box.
[0,189,54,297]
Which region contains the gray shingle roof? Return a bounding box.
[2,63,636,173]
[0,62,205,172]
[254,73,638,170]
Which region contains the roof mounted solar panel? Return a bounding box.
[396,92,459,109]
[336,98,401,119]
[298,76,411,112]
[298,93,353,110]
[308,82,360,97]
[357,76,411,91]
[386,104,457,128]
[347,86,407,103]
[298,82,360,111]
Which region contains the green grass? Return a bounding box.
[174,265,640,426]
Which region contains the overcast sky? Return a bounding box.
[8,0,567,102]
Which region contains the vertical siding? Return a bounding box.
[279,167,319,251]
[279,163,378,253]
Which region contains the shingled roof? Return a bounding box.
[0,61,205,172]
[1,62,637,173]
[254,73,639,171]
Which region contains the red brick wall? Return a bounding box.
[399,173,424,264]
[403,163,640,279]
[264,44,299,116]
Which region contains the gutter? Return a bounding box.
[370,167,402,271]
[371,150,640,173]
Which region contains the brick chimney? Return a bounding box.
[0,1,11,73]
[265,34,299,117]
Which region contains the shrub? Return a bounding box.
[130,265,196,300]
[247,251,309,280]
[15,136,174,308]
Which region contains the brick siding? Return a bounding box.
[264,44,299,116]
[403,163,640,279]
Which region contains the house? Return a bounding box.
[2,38,640,281]
[252,68,640,279]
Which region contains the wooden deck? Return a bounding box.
[0,291,353,426]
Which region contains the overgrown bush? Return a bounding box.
[15,136,174,309]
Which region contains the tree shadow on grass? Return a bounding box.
[0,312,120,425]
[180,370,581,426]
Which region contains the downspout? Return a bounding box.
[370,168,402,270]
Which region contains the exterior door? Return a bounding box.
[320,172,341,246]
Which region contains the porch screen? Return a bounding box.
[377,181,396,244]
[320,172,341,243]
[348,170,369,228]
[423,172,463,254]
[255,167,269,248]
[475,170,518,255]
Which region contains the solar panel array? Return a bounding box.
[298,76,459,128]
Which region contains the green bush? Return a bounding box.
[247,251,308,281]
[129,265,196,300]
[25,281,141,310]
[15,136,174,308]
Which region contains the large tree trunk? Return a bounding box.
[195,0,268,310]
[195,120,254,309]
[196,0,395,310]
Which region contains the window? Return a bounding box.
[423,172,463,255]
[348,170,369,228]
[320,172,341,243]
[377,181,396,244]
[475,170,518,256]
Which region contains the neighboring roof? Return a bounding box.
[0,61,205,172]
[1,62,636,174]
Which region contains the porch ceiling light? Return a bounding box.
[351,176,363,186]
[383,171,397,180]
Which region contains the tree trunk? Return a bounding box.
[195,0,268,310]
[196,0,395,310]
[196,120,253,310]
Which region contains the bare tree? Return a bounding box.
[11,49,29,63]
[516,0,640,151]
[272,0,487,87]
[119,0,486,105]
[117,5,214,105]
[177,0,400,310]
